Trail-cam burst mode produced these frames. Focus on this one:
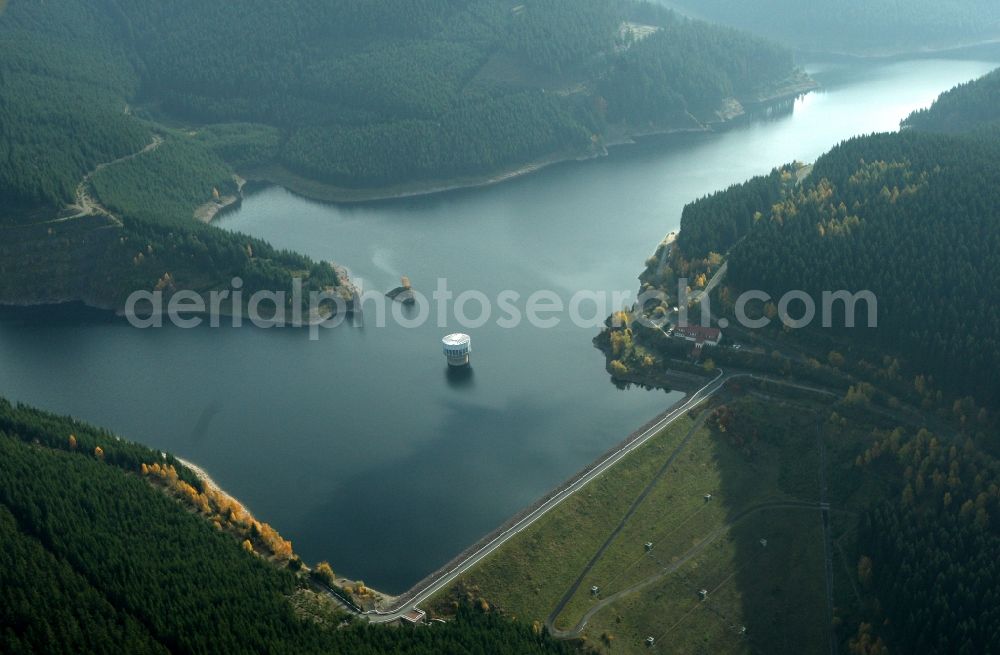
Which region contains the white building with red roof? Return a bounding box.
[671,325,722,359]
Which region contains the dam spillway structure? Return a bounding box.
[442,333,471,367]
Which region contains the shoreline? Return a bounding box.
[0,255,359,322]
[194,175,247,224]
[239,147,603,206]
[651,3,1000,60]
[176,455,398,608]
[796,36,1000,61]
[234,76,818,209]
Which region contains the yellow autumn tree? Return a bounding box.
[242,539,254,554]
[314,561,336,587]
[609,330,625,356]
[94,446,104,459]
[68,434,77,449]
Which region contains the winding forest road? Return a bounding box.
[62,134,163,224]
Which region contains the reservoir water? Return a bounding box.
[1,55,996,593]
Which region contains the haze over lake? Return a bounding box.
[0,55,995,593]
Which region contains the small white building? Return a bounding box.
[442,333,471,367]
[673,325,722,359]
[673,325,722,346]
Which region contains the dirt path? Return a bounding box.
[549,500,843,639]
[545,409,713,633]
[61,134,164,225]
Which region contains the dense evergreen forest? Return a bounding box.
[663,0,1000,54]
[0,397,578,655]
[0,0,799,202]
[662,89,1000,406]
[629,73,1000,653]
[904,67,1000,133]
[724,129,1000,404]
[855,427,1000,654]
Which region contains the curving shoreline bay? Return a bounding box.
[234,76,819,209]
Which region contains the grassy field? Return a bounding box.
[583,509,828,654]
[431,387,897,655]
[428,413,698,624]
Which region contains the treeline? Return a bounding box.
[0,398,579,655]
[904,67,1000,134]
[665,0,1000,53]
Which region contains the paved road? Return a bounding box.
[360,372,835,623]
[364,369,730,623]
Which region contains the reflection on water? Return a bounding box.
[444,365,475,389]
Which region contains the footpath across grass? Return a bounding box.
[428,413,698,624]
[433,388,901,655]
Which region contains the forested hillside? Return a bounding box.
[0,0,801,201]
[642,68,1000,408]
[620,77,1000,650]
[904,67,1000,133]
[727,130,1000,403]
[0,1,352,310]
[656,127,1000,406]
[0,0,806,309]
[662,0,1000,54]
[0,397,577,655]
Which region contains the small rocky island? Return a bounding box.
[386,276,416,305]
